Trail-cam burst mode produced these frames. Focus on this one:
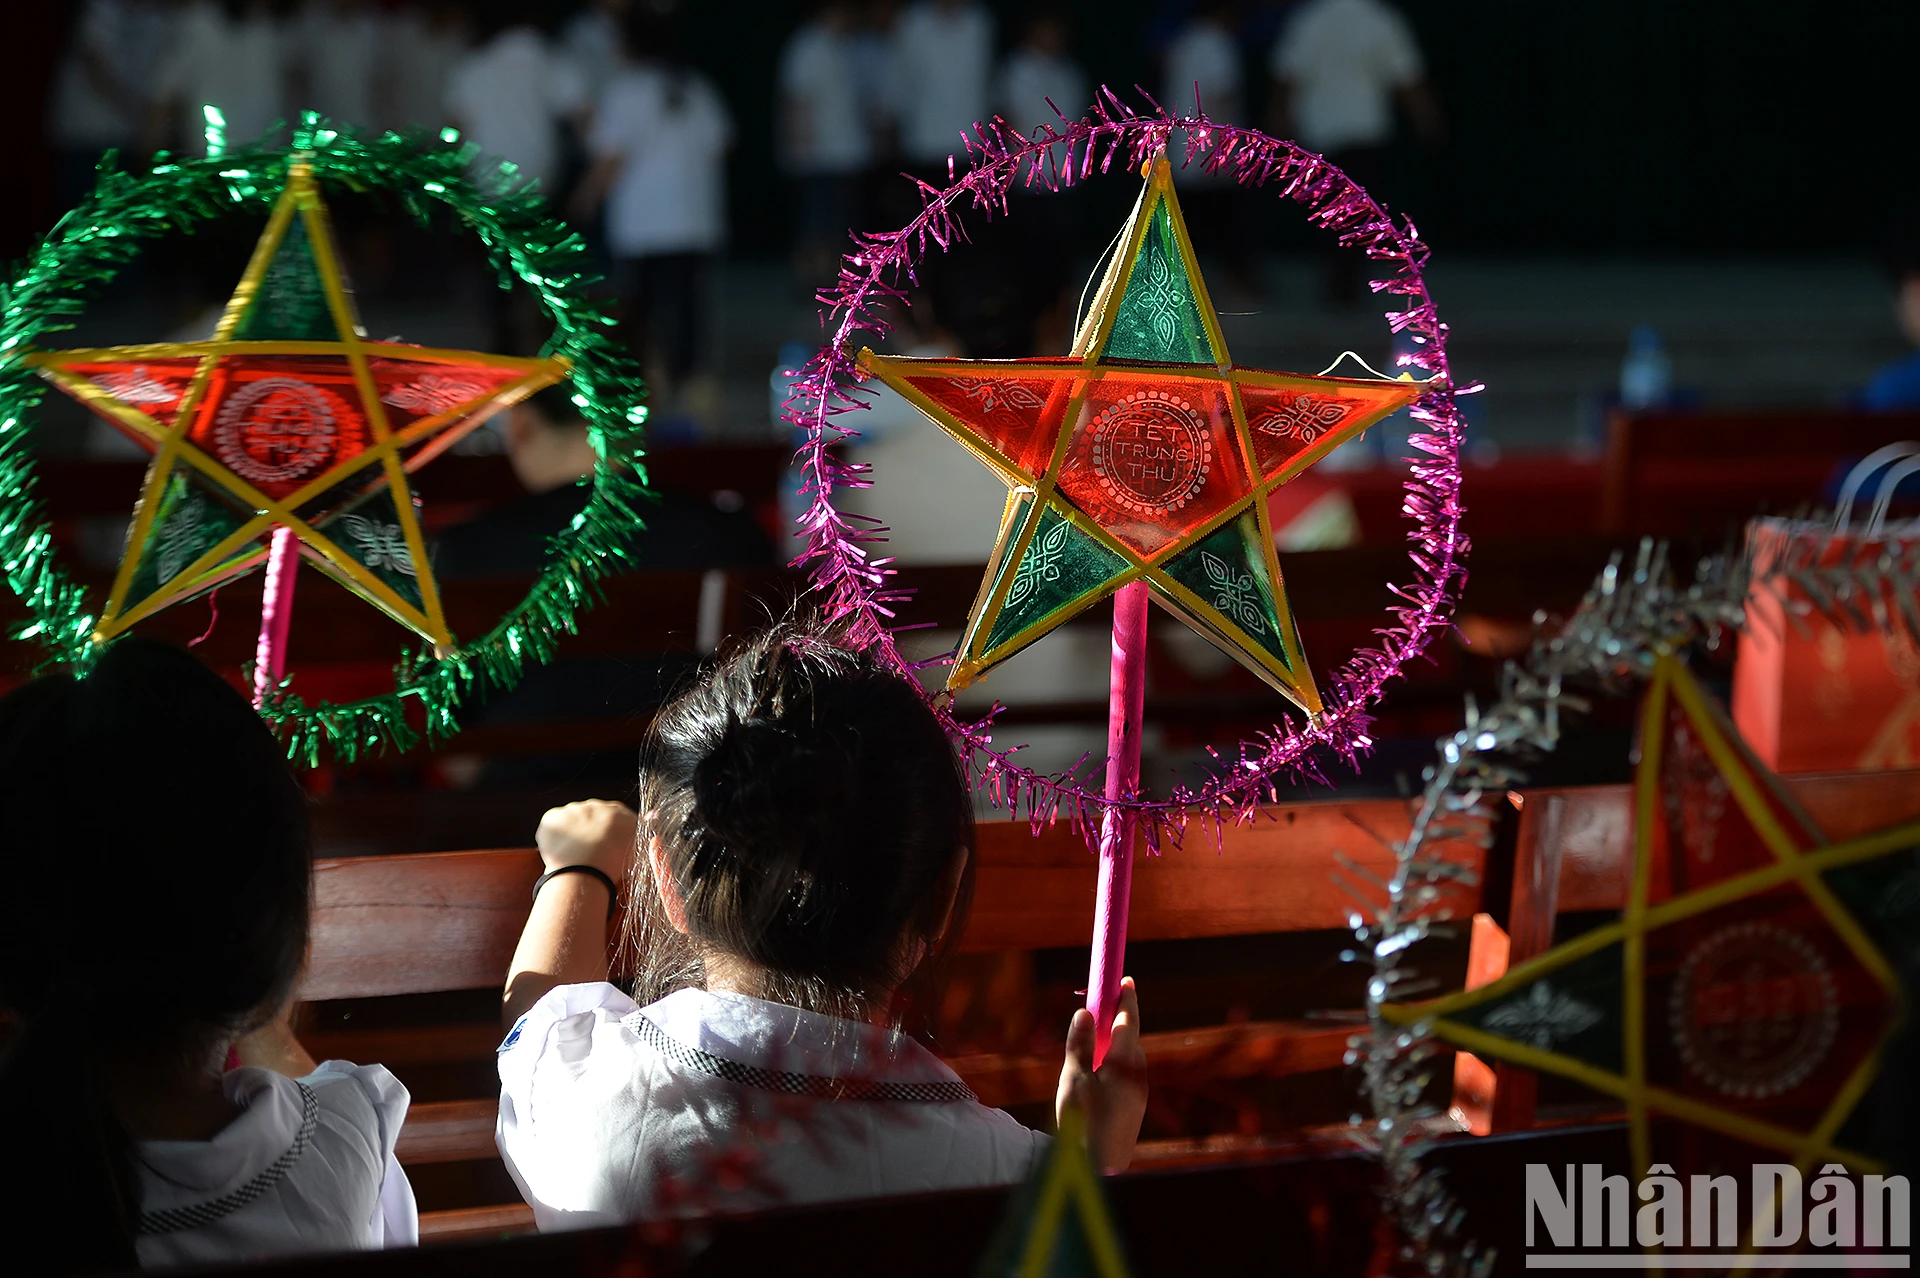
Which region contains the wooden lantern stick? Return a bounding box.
[1086,579,1150,1067]
[252,525,299,707]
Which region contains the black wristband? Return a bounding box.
[532,864,619,920]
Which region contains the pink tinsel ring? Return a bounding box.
[786,90,1474,841]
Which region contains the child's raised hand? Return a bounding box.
[535,799,640,884]
[1055,976,1147,1175]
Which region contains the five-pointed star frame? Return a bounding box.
[1386,655,1920,1181]
[859,155,1427,719]
[26,160,568,650]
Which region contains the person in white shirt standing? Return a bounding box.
[574,7,732,424]
[1162,2,1258,294]
[778,1,873,284]
[48,0,181,204]
[1269,0,1440,302]
[0,639,414,1274]
[289,0,380,132]
[885,0,992,173]
[997,7,1086,186]
[148,0,290,156]
[445,3,588,352]
[561,0,633,106]
[444,7,588,198]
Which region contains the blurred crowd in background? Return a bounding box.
[25,0,1920,449]
[42,0,1445,402]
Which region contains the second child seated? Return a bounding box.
[497,622,1148,1224]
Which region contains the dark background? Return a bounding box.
[8,1,1920,264]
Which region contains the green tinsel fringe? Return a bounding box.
[0,115,652,766]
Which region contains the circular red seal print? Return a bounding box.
[1086,389,1212,517]
[213,377,344,487]
[1667,921,1839,1099]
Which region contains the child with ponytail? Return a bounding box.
[498,619,1147,1226]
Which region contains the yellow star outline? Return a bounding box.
[1002,1106,1131,1278]
[1384,654,1919,1180]
[858,155,1428,718]
[25,160,569,650]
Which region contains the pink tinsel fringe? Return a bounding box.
[784,88,1477,847]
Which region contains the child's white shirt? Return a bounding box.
[497,983,1048,1228]
[134,1061,417,1268]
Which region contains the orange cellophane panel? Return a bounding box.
[185,356,371,500]
[1653,692,1821,903]
[367,356,528,436]
[69,357,205,430]
[1052,372,1250,560]
[1239,378,1417,482]
[902,368,1076,480]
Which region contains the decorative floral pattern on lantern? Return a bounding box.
[858,157,1426,717]
[1387,655,1918,1174]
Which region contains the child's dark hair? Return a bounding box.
[0,639,311,1274]
[630,619,975,1020]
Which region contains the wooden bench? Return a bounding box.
[1601,408,1920,537]
[1451,766,1920,1133]
[298,797,1485,1240]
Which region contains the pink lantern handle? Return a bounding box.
[1086,580,1150,1067]
[253,525,298,707]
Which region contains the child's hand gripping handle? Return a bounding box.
[1056,975,1147,1176]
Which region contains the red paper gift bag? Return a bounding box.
[1732,447,1920,772]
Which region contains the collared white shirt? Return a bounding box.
[444,27,588,195]
[885,2,994,165]
[134,1061,416,1268]
[497,983,1047,1228]
[1270,0,1424,153]
[591,67,733,257]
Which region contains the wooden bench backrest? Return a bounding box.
[1600,409,1920,536]
[301,797,1476,1002]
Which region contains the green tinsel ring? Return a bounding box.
[0,116,651,766]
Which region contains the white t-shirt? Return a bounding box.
[497,983,1047,1227]
[444,28,587,194]
[562,7,626,102]
[289,2,380,130]
[886,2,994,165]
[1164,20,1243,184]
[135,1061,416,1268]
[381,8,463,134]
[998,49,1088,185]
[591,67,733,258]
[1270,0,1424,152]
[154,2,289,154]
[50,0,182,149]
[778,23,871,176]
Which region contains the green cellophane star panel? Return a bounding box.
[981,498,1132,656]
[1452,942,1626,1073]
[1160,511,1295,674]
[317,487,425,610]
[1103,200,1215,366]
[233,215,344,341]
[1822,843,1920,971]
[126,466,254,603]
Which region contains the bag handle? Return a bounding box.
[1834,441,1920,531]
[1868,455,1920,535]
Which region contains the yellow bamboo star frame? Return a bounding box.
[859,156,1425,718]
[1384,654,1917,1181]
[25,161,568,649]
[1008,1106,1131,1278]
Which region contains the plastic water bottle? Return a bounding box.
[769,340,815,436]
[772,342,817,551]
[1619,325,1673,410]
